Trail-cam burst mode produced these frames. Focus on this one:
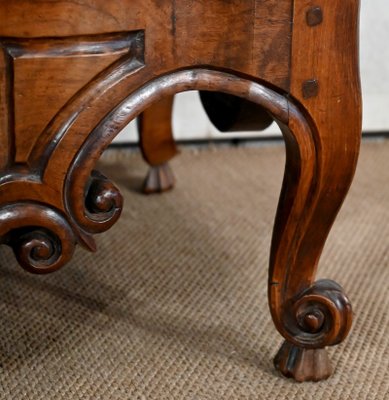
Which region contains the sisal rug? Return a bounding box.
[0,140,388,399]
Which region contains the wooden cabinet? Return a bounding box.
[0,0,362,382]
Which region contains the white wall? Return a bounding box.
[360,0,389,132]
[115,2,389,143]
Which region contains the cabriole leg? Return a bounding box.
[269,0,362,381]
[269,108,361,382]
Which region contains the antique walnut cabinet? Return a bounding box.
[0,0,362,382]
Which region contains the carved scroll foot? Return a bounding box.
[274,342,332,382]
[143,162,175,194]
[270,279,352,381]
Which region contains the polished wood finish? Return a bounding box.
[0,0,362,382]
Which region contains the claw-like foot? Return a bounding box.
[274,341,332,382]
[143,163,175,194]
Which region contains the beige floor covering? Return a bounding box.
[0,140,388,399]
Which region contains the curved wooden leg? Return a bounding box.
[269,113,359,381]
[138,95,178,194]
[268,0,362,382]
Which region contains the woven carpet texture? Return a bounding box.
[0,140,388,399]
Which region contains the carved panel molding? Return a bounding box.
[0,30,145,167]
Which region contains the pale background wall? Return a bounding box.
[114,1,389,143]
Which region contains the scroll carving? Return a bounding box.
[0,203,75,274]
[0,29,145,270]
[283,280,352,349]
[71,170,123,235]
